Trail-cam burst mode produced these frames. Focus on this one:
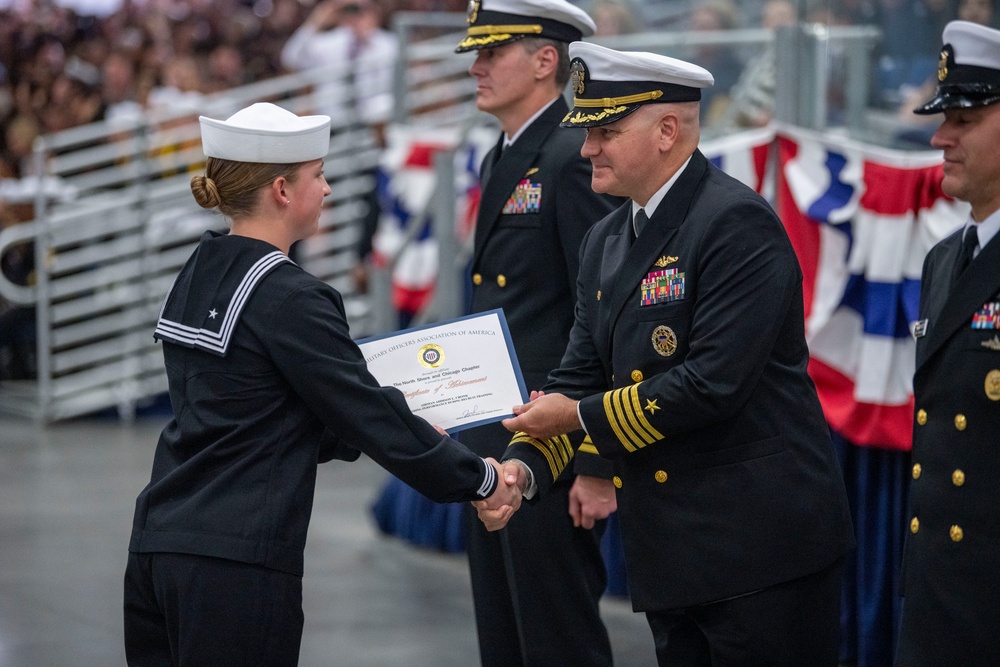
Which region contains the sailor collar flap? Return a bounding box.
[154,232,293,357]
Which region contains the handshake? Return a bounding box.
[473,458,529,532]
[470,391,585,532]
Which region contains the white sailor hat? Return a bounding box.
[915,20,1000,114]
[560,41,714,128]
[199,102,331,164]
[455,0,595,53]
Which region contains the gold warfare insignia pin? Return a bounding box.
[655,255,678,268]
[982,334,1000,350]
[986,369,1000,401]
[651,325,677,357]
[938,46,950,81]
[524,167,539,177]
[570,58,586,96]
[467,0,480,24]
[418,343,445,368]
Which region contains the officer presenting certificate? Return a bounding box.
[358,309,527,433]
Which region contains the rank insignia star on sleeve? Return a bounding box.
[644,398,661,414]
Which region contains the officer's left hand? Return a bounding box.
[569,475,617,529]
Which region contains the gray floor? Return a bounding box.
[0,416,657,667]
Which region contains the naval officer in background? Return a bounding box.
[455,0,621,664]
[897,20,1000,667]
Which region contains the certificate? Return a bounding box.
[357,309,528,433]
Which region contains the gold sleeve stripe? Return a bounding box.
[603,384,665,451]
[510,432,558,479]
[573,90,664,107]
[467,24,543,35]
[578,435,599,455]
[508,432,576,481]
[627,385,664,441]
[611,387,647,449]
[604,390,638,452]
[546,434,573,468]
[560,434,574,461]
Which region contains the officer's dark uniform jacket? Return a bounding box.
[463,97,618,478]
[460,97,620,667]
[897,224,1000,665]
[505,150,855,612]
[129,232,498,576]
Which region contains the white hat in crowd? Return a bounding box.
[560,41,714,128]
[199,103,331,164]
[914,20,1000,114]
[455,0,596,53]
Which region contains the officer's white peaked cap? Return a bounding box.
[915,21,1000,114]
[561,42,714,127]
[456,0,595,52]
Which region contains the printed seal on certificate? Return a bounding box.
[418,344,445,368]
[356,309,528,433]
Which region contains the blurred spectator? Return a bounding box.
[876,0,957,107]
[147,54,205,113]
[833,0,880,25]
[954,0,996,24]
[719,0,797,128]
[100,49,143,124]
[281,0,399,290]
[592,0,639,35]
[281,0,399,135]
[2,114,40,178]
[205,43,248,92]
[687,0,744,125]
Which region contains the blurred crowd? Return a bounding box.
[0,0,453,190]
[2,0,998,201]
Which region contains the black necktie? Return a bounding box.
[633,209,649,241]
[480,135,503,189]
[954,227,979,283]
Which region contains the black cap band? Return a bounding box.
[575,79,702,105]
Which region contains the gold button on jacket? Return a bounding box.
[952,469,965,486]
[950,525,964,542]
[612,476,622,489]
[496,274,506,287]
[654,470,667,483]
[631,370,643,383]
[954,414,967,431]
[910,517,919,533]
[472,273,482,285]
[916,409,927,425]
[912,463,922,480]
